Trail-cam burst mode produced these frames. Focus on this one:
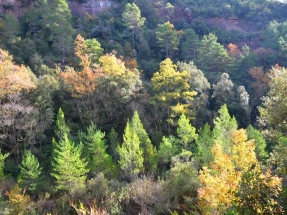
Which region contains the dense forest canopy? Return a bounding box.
[1,0,287,214]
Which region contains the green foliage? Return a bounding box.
[0,150,9,179]
[150,58,197,132]
[157,136,178,166]
[246,125,268,163]
[107,127,120,162]
[177,114,198,150]
[129,111,157,172]
[117,122,144,178]
[213,104,238,155]
[196,33,234,82]
[195,123,214,166]
[165,150,199,211]
[156,21,181,58]
[268,137,287,175]
[212,73,234,108]
[122,2,145,49]
[2,12,20,41]
[84,38,103,64]
[54,108,70,141]
[18,150,43,193]
[51,133,89,194]
[180,29,200,61]
[45,0,75,62]
[78,123,117,178]
[177,61,210,94]
[259,66,287,133]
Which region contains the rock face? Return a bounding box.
[69,0,116,16]
[0,0,115,17]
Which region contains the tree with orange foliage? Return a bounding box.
[248,66,270,107]
[227,43,242,59]
[0,49,36,98]
[198,129,282,214]
[60,34,104,98]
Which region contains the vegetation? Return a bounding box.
[0,0,287,213]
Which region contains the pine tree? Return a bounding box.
[122,2,145,50]
[18,150,42,192]
[117,122,144,179]
[156,21,181,58]
[177,114,198,150]
[78,123,116,178]
[107,127,120,162]
[195,123,214,166]
[45,0,75,63]
[213,104,237,155]
[51,133,89,194]
[129,111,157,172]
[53,108,70,141]
[0,150,8,179]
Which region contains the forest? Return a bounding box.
[1,0,287,214]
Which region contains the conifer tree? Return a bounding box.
[0,150,8,179]
[122,3,145,50]
[117,122,144,179]
[45,0,75,63]
[53,108,70,141]
[51,109,88,194]
[177,114,198,150]
[107,127,120,162]
[156,21,181,58]
[18,150,42,192]
[51,133,89,194]
[129,111,157,172]
[195,123,214,166]
[213,104,237,155]
[78,124,116,178]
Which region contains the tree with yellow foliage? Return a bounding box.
[150,58,197,134]
[198,129,282,214]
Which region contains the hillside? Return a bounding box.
[1,0,287,214]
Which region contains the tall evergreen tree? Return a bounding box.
[117,122,144,179]
[195,123,214,166]
[129,111,157,172]
[122,3,145,50]
[196,33,234,82]
[180,29,200,61]
[213,104,238,155]
[156,21,181,58]
[78,124,116,178]
[18,150,43,193]
[51,109,88,194]
[45,0,75,63]
[51,133,89,194]
[177,114,198,150]
[53,108,70,141]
